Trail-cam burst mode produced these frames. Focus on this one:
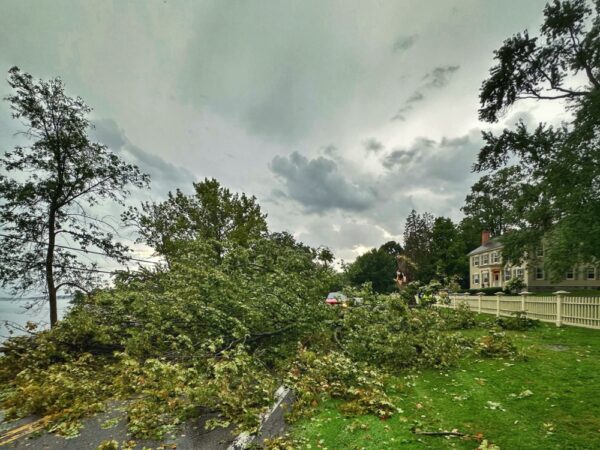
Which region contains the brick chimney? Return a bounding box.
[481,230,491,245]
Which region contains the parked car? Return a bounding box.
[325,292,348,305]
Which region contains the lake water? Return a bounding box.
[0,297,72,342]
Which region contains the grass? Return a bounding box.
[289,320,600,449]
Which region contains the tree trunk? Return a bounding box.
[46,207,58,327]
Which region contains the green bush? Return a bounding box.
[495,312,539,331]
[504,277,526,294]
[440,303,477,330]
[477,330,519,358]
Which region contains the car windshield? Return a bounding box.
[327,292,347,300]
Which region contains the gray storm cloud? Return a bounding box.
[363,138,385,154]
[271,130,482,232]
[92,119,196,195]
[393,34,418,52]
[271,152,377,213]
[0,0,552,262]
[393,65,461,121]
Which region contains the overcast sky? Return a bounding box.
[1,0,563,264]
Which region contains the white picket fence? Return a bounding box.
[439,292,600,330]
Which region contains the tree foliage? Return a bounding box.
[472,0,600,279]
[461,166,528,237]
[346,246,398,293]
[0,67,149,325]
[479,0,600,123]
[403,210,434,281]
[124,178,267,260]
[429,217,470,284]
[0,228,338,438]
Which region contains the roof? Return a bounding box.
[468,238,503,256]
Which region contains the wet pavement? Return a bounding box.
[0,404,238,449]
[0,387,294,450]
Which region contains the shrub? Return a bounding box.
[477,330,518,358]
[504,277,526,294]
[495,312,538,331]
[441,303,477,330]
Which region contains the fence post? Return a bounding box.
[519,291,532,313]
[477,292,484,314]
[554,291,569,327]
[496,291,505,317]
[446,291,456,307]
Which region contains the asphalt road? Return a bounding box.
[0,387,294,450]
[0,404,238,449]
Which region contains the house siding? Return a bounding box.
[468,242,600,291]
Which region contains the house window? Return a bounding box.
[492,252,500,263]
[482,254,489,265]
[566,268,575,280]
[535,267,544,280]
[504,268,511,281]
[482,272,489,284]
[516,268,524,279]
[473,274,480,285]
[587,267,596,280]
[473,256,479,266]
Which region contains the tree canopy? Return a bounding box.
[471,0,600,279]
[346,246,397,293]
[124,178,267,260]
[403,210,434,281]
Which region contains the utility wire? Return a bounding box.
[0,233,161,265]
[7,258,121,275]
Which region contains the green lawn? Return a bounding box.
[289,321,600,449]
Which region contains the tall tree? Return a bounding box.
[379,240,403,257]
[346,247,397,293]
[473,0,600,279]
[0,68,149,325]
[402,210,434,281]
[461,166,526,237]
[428,217,476,287]
[126,178,268,259]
